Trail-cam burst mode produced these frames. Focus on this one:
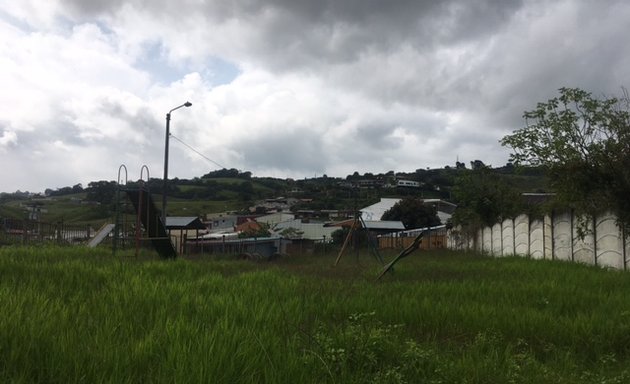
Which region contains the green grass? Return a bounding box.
[1,247,629,383]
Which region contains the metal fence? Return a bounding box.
[0,218,94,246]
[378,227,447,250]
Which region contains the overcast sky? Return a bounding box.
[1,0,629,192]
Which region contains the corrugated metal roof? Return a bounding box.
[377,225,447,238]
[360,198,401,221]
[324,219,404,230]
[360,198,455,223]
[274,219,338,240]
[165,217,207,229]
[363,220,405,230]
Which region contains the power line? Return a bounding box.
[169,134,226,170]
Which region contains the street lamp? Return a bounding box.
[162,101,192,225]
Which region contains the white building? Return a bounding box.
[273,219,338,241]
[360,198,455,226]
[397,179,420,188]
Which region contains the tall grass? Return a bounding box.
[1,246,629,383]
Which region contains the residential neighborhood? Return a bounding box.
[0,167,468,258]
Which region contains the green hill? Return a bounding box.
[0,166,548,228]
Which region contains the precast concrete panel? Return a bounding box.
[553,211,572,260]
[492,223,502,256]
[476,230,482,252]
[514,214,529,256]
[450,212,627,270]
[502,218,515,256]
[596,213,623,269]
[544,215,554,259]
[572,215,595,265]
[482,227,492,254]
[448,229,467,250]
[446,229,455,249]
[625,229,630,270]
[469,234,476,250]
[529,218,544,259]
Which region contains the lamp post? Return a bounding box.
[162,101,192,225]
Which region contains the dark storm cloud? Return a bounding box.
[209,0,524,71]
[4,0,630,192]
[65,0,523,65]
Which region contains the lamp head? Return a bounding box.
[184,101,192,107]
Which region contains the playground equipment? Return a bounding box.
[376,231,423,280]
[113,165,177,258]
[87,224,115,248]
[334,213,384,266]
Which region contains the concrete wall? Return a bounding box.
[447,211,629,270]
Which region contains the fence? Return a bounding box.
[0,218,94,246]
[447,211,630,270]
[378,227,447,250]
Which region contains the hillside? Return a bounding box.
[0,165,548,227]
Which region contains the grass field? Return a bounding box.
[1,246,629,383]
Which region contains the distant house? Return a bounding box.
[250,197,300,213]
[326,218,405,235]
[396,179,420,188]
[235,218,263,234]
[205,212,238,230]
[360,198,402,221]
[274,218,338,241]
[257,212,295,227]
[360,197,456,225]
[165,216,208,254]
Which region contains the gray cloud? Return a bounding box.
[232,128,327,174]
[2,0,630,191]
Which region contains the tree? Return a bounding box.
[470,160,486,170]
[451,168,524,229]
[331,228,349,245]
[381,197,441,229]
[501,87,630,230]
[279,227,304,239]
[85,181,117,205]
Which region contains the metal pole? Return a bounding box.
[161,101,192,226]
[162,112,171,225]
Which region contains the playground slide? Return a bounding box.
[87,223,115,248]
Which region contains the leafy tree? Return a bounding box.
[331,228,349,245]
[501,87,630,229]
[237,181,255,201]
[85,181,117,205]
[451,168,524,229]
[49,186,73,196]
[381,197,441,229]
[470,160,486,170]
[279,227,304,239]
[203,168,240,178]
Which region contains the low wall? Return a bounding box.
[447,211,629,270]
